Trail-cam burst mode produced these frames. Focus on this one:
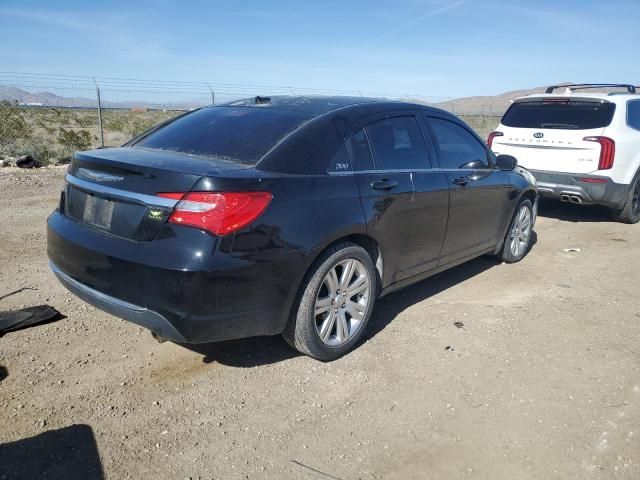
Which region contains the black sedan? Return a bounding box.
[48,96,537,360]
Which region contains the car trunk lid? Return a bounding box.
[491,126,606,173]
[64,147,250,241]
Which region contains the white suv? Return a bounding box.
[489,83,640,223]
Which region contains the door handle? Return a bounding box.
[371,179,398,191]
[452,176,470,186]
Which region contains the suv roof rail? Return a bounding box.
[545,83,637,94]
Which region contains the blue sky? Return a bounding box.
[1,0,639,98]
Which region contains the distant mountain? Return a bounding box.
[0,85,99,107]
[431,84,573,115]
[3,83,636,114]
[0,85,207,110]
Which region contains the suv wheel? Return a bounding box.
[283,243,377,361]
[498,199,534,263]
[611,174,640,224]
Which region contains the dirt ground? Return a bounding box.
[1,166,639,480]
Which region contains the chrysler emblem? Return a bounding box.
[533,132,544,139]
[76,168,124,182]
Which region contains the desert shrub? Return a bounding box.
[459,115,501,140]
[8,137,57,165]
[73,111,96,128]
[57,128,92,152]
[103,113,126,133]
[0,101,32,148]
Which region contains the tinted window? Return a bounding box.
[135,107,310,164]
[502,100,615,130]
[365,116,430,170]
[427,117,489,169]
[348,128,374,171]
[628,100,640,130]
[328,142,351,172]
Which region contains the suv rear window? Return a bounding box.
[502,100,615,130]
[135,107,310,164]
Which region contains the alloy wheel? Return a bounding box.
[314,259,371,347]
[509,205,532,258]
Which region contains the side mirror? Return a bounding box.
[496,154,517,171]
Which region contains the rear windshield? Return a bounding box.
[134,107,311,164]
[502,100,616,130]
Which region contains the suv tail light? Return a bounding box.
[584,136,615,170]
[487,131,503,149]
[157,191,272,236]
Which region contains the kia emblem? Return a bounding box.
[533,132,544,139]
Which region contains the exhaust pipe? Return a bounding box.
[560,194,571,203]
[570,195,583,204]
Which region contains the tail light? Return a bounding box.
[584,136,615,170]
[157,191,272,236]
[487,131,503,148]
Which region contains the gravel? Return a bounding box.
[0,166,639,479]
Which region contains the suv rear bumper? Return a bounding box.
[530,170,628,209]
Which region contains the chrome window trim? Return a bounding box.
[65,174,179,208]
[328,168,495,176]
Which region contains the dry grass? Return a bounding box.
[0,103,180,164]
[0,102,501,164]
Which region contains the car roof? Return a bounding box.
[221,95,410,116]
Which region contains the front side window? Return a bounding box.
[365,116,430,170]
[628,100,640,131]
[426,117,490,169]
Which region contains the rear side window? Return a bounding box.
[328,142,351,172]
[365,116,430,170]
[502,100,615,130]
[347,128,374,171]
[135,107,310,165]
[628,100,640,131]
[426,117,490,169]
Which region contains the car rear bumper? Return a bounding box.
[530,170,628,209]
[47,211,301,343]
[50,260,187,342]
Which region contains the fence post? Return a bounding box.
[207,84,215,105]
[93,78,104,147]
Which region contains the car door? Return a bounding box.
[348,113,448,285]
[423,114,511,265]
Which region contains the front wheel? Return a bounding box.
[498,199,534,263]
[283,243,377,361]
[611,175,640,224]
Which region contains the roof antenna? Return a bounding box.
[255,96,271,105]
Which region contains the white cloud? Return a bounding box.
[380,0,468,38]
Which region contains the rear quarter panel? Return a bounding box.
[195,171,366,332]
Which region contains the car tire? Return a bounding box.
[283,243,377,361]
[497,199,534,263]
[611,173,640,224]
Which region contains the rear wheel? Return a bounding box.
[498,199,534,263]
[283,243,376,361]
[611,174,640,224]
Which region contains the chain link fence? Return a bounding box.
[0,72,503,165]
